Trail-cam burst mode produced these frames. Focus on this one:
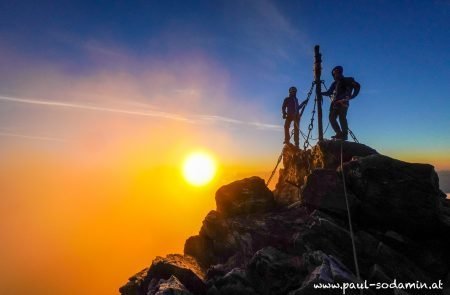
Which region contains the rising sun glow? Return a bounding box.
[182,152,216,186]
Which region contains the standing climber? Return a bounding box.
[321,66,360,140]
[282,86,308,147]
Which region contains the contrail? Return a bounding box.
[198,115,282,130]
[0,132,65,142]
[0,95,282,131]
[0,95,192,122]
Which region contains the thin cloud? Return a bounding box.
[198,115,282,131]
[0,95,192,122]
[199,115,244,125]
[0,132,65,142]
[247,121,282,131]
[0,95,282,131]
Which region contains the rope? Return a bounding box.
[266,128,295,187]
[323,121,330,135]
[266,149,283,187]
[339,141,362,293]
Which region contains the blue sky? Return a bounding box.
[1,0,449,168]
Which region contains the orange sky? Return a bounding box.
[0,48,280,293]
[0,138,277,294]
[0,95,278,294]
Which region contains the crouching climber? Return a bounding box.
[282,86,308,148]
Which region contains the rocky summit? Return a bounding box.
[120,140,450,295]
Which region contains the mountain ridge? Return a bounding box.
[120,140,450,295]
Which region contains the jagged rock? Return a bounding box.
[185,211,239,268]
[367,264,410,295]
[205,253,245,282]
[439,200,450,234]
[375,242,431,283]
[123,142,450,295]
[247,247,305,295]
[311,140,378,170]
[207,268,257,295]
[120,268,149,295]
[289,251,357,295]
[140,254,206,295]
[297,210,372,276]
[185,204,310,270]
[344,154,444,236]
[199,211,238,259]
[274,144,311,205]
[383,230,406,247]
[275,140,378,206]
[184,235,216,268]
[368,230,449,281]
[147,275,192,295]
[415,240,449,279]
[200,211,228,239]
[368,264,391,282]
[215,176,275,217]
[301,168,360,217]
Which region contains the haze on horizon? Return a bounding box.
[0,1,449,294]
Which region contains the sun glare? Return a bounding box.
[183,152,216,186]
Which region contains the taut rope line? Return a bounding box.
[340,140,363,294]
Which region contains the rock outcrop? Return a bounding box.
[274,141,378,205]
[120,140,450,295]
[215,176,275,217]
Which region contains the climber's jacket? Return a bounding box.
[322,77,360,106]
[282,96,308,117]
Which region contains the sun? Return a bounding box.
[182,152,216,186]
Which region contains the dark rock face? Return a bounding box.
[247,247,305,295]
[301,169,359,218]
[290,251,357,295]
[207,268,257,295]
[343,154,446,236]
[121,141,450,295]
[215,176,275,217]
[311,140,378,169]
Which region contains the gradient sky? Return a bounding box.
[1,0,449,166]
[1,1,450,294]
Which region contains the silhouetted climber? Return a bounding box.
[282,86,307,147]
[321,66,360,140]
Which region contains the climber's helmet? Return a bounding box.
[289,86,297,95]
[332,66,343,79]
